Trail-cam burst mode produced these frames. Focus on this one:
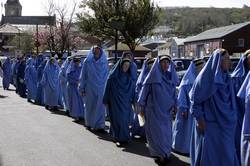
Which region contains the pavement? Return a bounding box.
[0,81,190,166]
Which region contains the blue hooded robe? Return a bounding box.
[66,60,85,119]
[17,59,27,98]
[131,60,151,137]
[79,47,109,129]
[25,58,38,101]
[103,59,135,142]
[41,60,60,107]
[59,58,71,111]
[2,58,12,90]
[137,57,178,158]
[35,59,47,105]
[172,62,198,154]
[189,49,239,166]
[231,55,249,160]
[237,71,250,166]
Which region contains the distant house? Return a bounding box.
[106,43,151,57]
[157,37,185,58]
[184,22,250,58]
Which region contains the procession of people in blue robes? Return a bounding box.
[1,47,249,166]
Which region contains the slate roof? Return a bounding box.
[185,22,250,43]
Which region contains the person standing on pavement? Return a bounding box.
[41,57,60,111]
[131,57,155,138]
[79,46,109,132]
[103,57,135,147]
[24,57,38,103]
[189,49,239,166]
[237,71,250,166]
[172,59,204,155]
[137,55,179,165]
[2,57,12,90]
[16,56,27,98]
[231,50,250,161]
[66,57,85,122]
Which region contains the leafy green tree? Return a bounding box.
[77,0,161,52]
[8,32,34,54]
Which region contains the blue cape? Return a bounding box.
[238,71,250,136]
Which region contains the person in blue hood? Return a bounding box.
[79,46,109,132]
[41,57,60,111]
[66,57,85,121]
[237,71,250,166]
[35,58,48,106]
[189,49,239,166]
[231,50,250,161]
[16,56,27,98]
[172,59,204,155]
[25,58,38,102]
[137,55,178,165]
[103,57,136,147]
[59,57,72,115]
[2,57,12,90]
[131,57,155,138]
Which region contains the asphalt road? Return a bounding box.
[0,82,190,166]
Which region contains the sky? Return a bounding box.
[0,0,249,16]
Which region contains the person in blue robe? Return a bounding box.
[79,46,109,132]
[237,71,250,166]
[231,50,250,160]
[66,57,85,121]
[35,59,48,106]
[59,57,72,114]
[172,59,204,155]
[16,56,27,98]
[103,57,135,147]
[131,58,155,138]
[57,59,64,108]
[2,57,12,90]
[41,57,60,111]
[35,54,44,69]
[189,49,239,166]
[25,58,38,102]
[137,55,178,164]
[13,58,21,92]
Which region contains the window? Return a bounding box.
[238,38,245,47]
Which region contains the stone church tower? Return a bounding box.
[4,0,22,16]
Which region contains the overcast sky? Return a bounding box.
[0,0,249,16]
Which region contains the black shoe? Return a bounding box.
[53,106,58,112]
[27,99,32,103]
[96,129,107,134]
[164,156,171,163]
[45,105,49,110]
[154,157,165,166]
[66,110,70,116]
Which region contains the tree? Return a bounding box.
[77,0,161,52]
[42,0,77,58]
[8,32,34,53]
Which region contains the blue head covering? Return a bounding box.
[143,56,179,85]
[83,46,109,86]
[237,71,250,136]
[136,59,151,86]
[189,49,229,104]
[231,55,247,78]
[85,46,108,75]
[66,60,81,75]
[179,62,197,87]
[43,59,60,90]
[177,62,197,109]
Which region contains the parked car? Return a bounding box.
[172,58,192,84]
